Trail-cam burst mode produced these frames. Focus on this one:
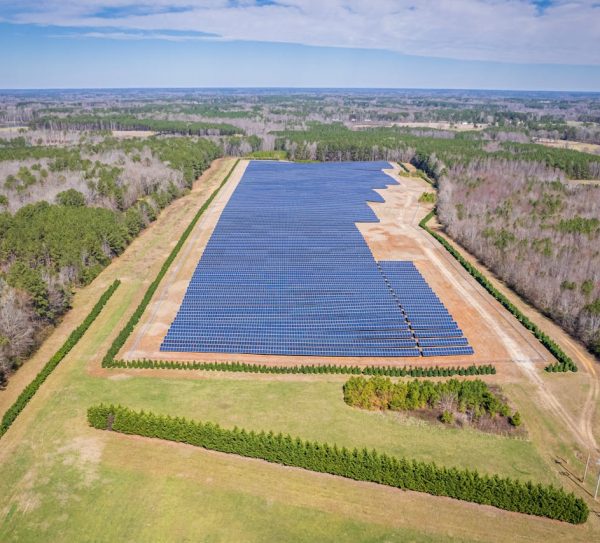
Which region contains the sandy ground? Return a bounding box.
[112,130,157,139]
[534,138,600,156]
[121,161,545,374]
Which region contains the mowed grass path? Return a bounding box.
[0,159,595,542]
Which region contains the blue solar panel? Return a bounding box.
[160,161,473,358]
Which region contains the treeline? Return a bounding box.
[0,281,119,437]
[88,103,259,119]
[343,376,511,419]
[0,136,221,384]
[30,114,243,136]
[420,209,579,372]
[87,404,589,524]
[437,159,600,360]
[273,124,600,179]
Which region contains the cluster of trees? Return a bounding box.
[273,124,600,179]
[30,114,243,136]
[343,376,511,421]
[437,159,600,359]
[87,404,588,524]
[528,122,600,145]
[0,135,221,384]
[420,210,579,371]
[1,136,221,212]
[0,281,119,436]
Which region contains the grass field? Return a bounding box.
[0,158,598,542]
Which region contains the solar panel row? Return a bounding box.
[160,161,473,358]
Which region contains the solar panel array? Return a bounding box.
[378,261,474,357]
[161,161,473,358]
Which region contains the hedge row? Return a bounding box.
[106,358,496,378]
[88,404,589,524]
[420,210,577,373]
[0,280,121,439]
[102,159,240,368]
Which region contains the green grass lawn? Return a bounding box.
[0,444,476,543]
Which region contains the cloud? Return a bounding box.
[1,0,599,65]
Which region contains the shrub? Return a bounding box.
[510,411,522,427]
[440,410,454,424]
[87,404,589,524]
[56,188,86,207]
[418,192,436,204]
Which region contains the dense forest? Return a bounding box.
[274,124,600,180]
[437,159,600,356]
[0,134,221,386]
[30,114,243,136]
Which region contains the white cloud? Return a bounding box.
[1,0,600,65]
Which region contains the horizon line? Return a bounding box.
[1,86,600,94]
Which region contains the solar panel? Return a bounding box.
[160,161,473,358]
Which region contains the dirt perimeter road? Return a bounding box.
[120,159,249,359]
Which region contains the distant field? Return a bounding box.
[111,129,156,138]
[534,138,600,156]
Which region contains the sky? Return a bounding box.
[0,0,599,91]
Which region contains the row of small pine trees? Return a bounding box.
[87,404,588,524]
[107,358,496,378]
[101,159,240,369]
[420,210,577,372]
[0,280,121,439]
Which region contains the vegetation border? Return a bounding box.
[108,359,496,377]
[0,279,121,439]
[419,210,577,372]
[87,404,589,524]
